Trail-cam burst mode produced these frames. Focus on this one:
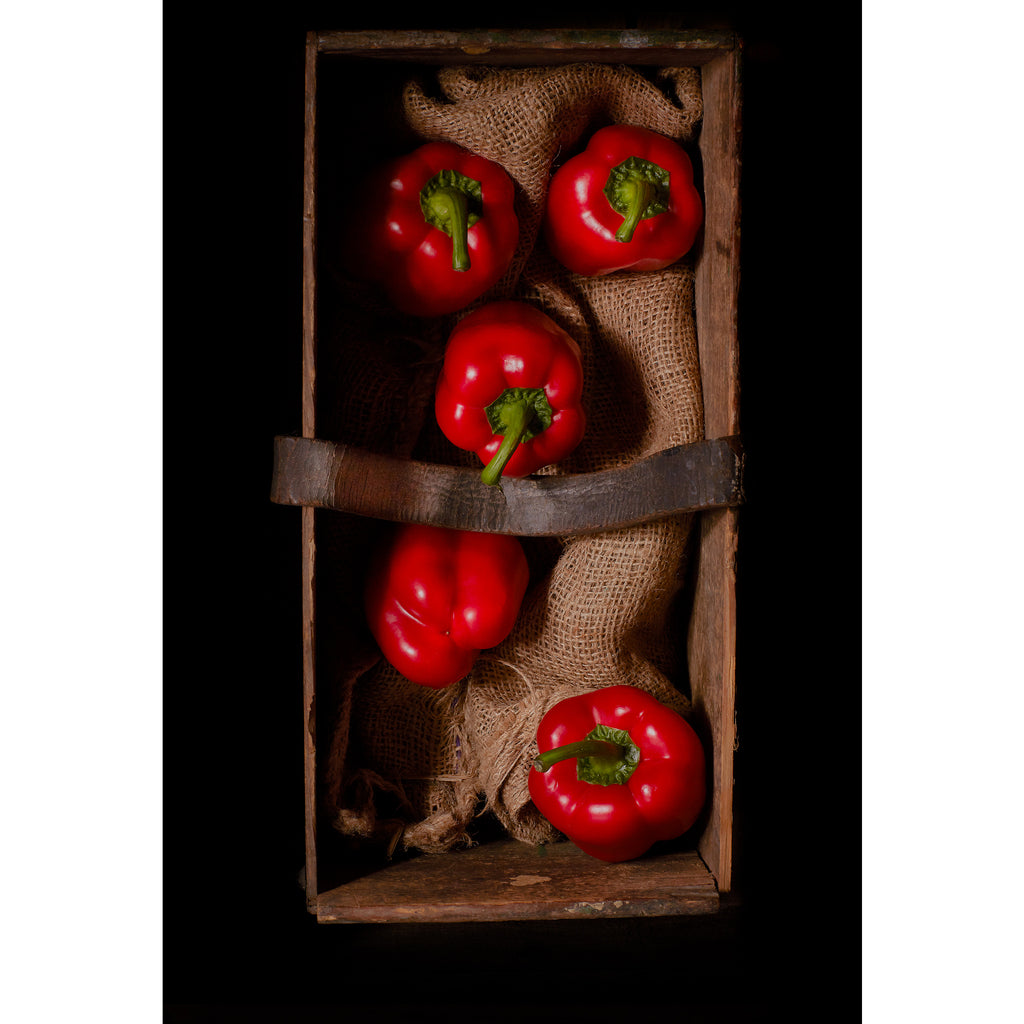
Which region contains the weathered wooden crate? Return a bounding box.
[271,27,742,923]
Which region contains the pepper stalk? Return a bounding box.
[420,168,483,272]
[602,155,671,244]
[532,724,641,786]
[481,386,554,487]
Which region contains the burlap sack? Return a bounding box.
[321,62,705,854]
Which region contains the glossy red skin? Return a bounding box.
[543,125,703,277]
[434,301,586,479]
[364,523,529,688]
[358,142,519,317]
[528,684,706,862]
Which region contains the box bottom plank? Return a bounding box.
[315,838,719,923]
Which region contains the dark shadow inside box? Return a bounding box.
[315,60,463,462]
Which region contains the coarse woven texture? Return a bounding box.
[320,62,705,855]
[328,669,480,854]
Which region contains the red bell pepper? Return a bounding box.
[529,684,706,862]
[352,141,519,317]
[434,300,586,486]
[543,124,703,277]
[364,523,529,688]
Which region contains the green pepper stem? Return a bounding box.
[425,186,471,271]
[532,738,624,773]
[481,397,532,487]
[614,175,656,244]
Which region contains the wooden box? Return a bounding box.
[271,27,742,923]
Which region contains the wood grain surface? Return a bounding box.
[315,28,737,66]
[316,839,719,923]
[271,434,744,536]
[690,44,741,894]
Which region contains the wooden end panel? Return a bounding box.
[314,28,737,67]
[315,839,718,923]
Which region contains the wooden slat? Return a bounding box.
[687,509,739,894]
[315,28,737,66]
[300,506,317,912]
[690,47,742,893]
[302,32,318,441]
[316,839,718,923]
[300,31,319,913]
[271,435,744,536]
[695,48,742,440]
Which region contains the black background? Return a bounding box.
[164,5,861,1020]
